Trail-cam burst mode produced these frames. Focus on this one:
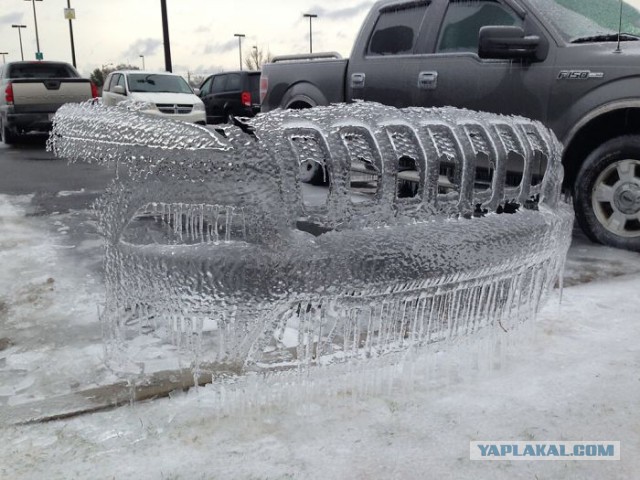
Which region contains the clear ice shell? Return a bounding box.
[48,100,574,375]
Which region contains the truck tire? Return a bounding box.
[574,135,640,251]
[283,102,328,185]
[0,118,17,145]
[298,160,326,185]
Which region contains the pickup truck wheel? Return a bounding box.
[574,135,640,251]
[299,160,326,185]
[0,119,17,145]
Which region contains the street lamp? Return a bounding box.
[160,0,172,72]
[140,55,145,69]
[0,52,7,64]
[303,13,318,54]
[64,0,76,68]
[12,25,27,61]
[25,0,44,60]
[234,33,245,71]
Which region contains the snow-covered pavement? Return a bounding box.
[1,193,639,479]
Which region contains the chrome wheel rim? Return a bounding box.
[592,159,640,238]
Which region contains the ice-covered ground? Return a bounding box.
[1,193,639,479]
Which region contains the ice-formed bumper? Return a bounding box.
[49,101,574,371]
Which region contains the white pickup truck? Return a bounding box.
[0,61,97,144]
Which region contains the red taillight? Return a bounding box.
[5,83,14,104]
[90,82,99,98]
[259,75,268,104]
[241,90,251,107]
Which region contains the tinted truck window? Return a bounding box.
[199,77,213,96]
[7,63,78,79]
[437,0,521,53]
[367,1,429,56]
[226,74,241,91]
[249,74,260,99]
[212,75,226,93]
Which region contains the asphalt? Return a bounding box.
[0,134,116,214]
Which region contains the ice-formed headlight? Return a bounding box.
[193,102,205,111]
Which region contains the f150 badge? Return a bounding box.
[557,70,604,80]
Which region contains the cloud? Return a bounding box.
[168,64,224,82]
[306,2,372,20]
[192,64,224,75]
[0,11,23,25]
[123,38,163,59]
[203,38,238,55]
[172,63,223,76]
[194,25,210,34]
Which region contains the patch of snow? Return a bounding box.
[0,195,639,479]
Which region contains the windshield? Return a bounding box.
[533,0,640,43]
[127,73,193,94]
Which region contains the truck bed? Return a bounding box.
[261,53,348,111]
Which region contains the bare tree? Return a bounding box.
[90,64,140,88]
[187,73,206,89]
[244,45,274,71]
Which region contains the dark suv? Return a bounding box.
[198,71,261,124]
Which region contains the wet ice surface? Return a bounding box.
[47,100,574,378]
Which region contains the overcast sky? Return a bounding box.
[0,0,374,78]
[2,0,640,80]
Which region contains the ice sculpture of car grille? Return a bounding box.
[48,101,573,374]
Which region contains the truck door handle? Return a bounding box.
[351,73,366,88]
[418,71,438,90]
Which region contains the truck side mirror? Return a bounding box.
[113,85,126,95]
[478,26,541,61]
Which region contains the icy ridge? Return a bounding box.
[48,101,573,378]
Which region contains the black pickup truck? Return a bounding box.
[260,0,640,252]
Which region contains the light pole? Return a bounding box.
[234,33,245,71]
[160,0,172,72]
[303,13,318,54]
[65,0,76,67]
[12,25,27,61]
[140,55,145,69]
[0,52,7,64]
[25,0,43,59]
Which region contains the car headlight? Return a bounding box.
[193,103,205,112]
